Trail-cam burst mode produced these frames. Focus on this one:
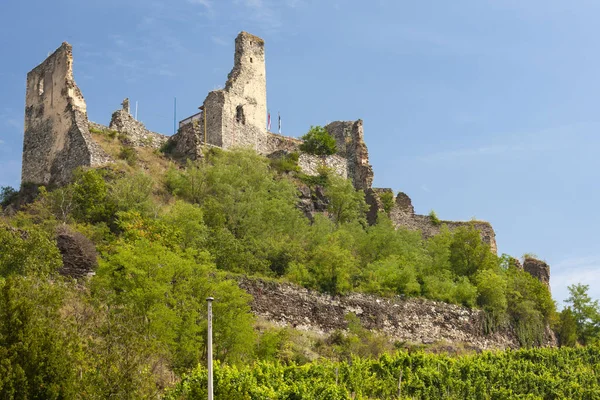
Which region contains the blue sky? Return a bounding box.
[1,0,600,305]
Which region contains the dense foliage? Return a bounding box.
[168,346,600,399]
[299,126,337,156]
[0,146,593,397]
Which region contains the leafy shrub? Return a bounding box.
[160,139,177,154]
[379,191,395,214]
[269,152,300,174]
[119,146,137,166]
[429,209,441,225]
[0,186,18,208]
[299,126,337,156]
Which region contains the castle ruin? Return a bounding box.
[20,32,504,257]
[22,43,111,186]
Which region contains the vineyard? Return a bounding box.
[167,346,600,399]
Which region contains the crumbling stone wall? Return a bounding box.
[369,190,498,253]
[172,32,268,154]
[109,99,168,148]
[325,120,374,190]
[523,257,551,288]
[297,153,348,178]
[22,43,110,186]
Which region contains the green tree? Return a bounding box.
[448,225,498,278]
[305,239,354,295]
[565,283,600,344]
[166,149,308,276]
[93,239,256,369]
[71,168,114,224]
[0,276,79,399]
[475,269,508,330]
[557,307,578,347]
[326,174,368,226]
[108,171,155,216]
[360,256,420,297]
[0,186,18,208]
[0,224,62,277]
[299,126,337,156]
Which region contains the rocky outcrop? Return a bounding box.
[22,42,110,186]
[523,258,551,287]
[238,277,521,351]
[296,183,329,221]
[56,225,98,279]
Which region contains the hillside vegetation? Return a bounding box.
[0,145,597,398]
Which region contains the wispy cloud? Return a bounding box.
[230,0,303,33]
[211,36,229,46]
[188,0,212,8]
[419,144,526,163]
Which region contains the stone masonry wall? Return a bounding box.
[239,277,523,350]
[22,43,110,186]
[109,101,168,149]
[372,190,498,253]
[298,153,348,179]
[204,32,268,152]
[325,120,374,190]
[168,33,373,193]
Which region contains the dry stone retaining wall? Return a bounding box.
[239,277,524,351]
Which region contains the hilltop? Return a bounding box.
[1,31,597,398]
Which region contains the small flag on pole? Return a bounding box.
[278,112,281,134]
[267,111,271,131]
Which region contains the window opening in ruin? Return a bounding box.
[236,105,246,125]
[250,57,253,63]
[38,79,44,96]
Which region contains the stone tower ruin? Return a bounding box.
[21,43,109,186]
[172,32,268,156]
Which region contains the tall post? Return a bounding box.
[174,97,177,134]
[207,297,214,400]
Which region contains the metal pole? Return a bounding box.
[207,297,214,400]
[135,101,138,120]
[174,97,177,134]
